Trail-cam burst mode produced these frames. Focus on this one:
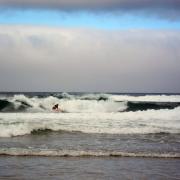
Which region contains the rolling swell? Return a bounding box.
[125,101,180,112]
[0,99,32,112]
[0,100,11,110]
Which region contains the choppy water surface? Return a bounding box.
[0,92,180,179]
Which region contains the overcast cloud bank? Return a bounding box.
[0,25,180,92]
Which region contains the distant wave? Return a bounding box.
[0,93,180,113]
[0,148,179,158]
[111,94,180,102]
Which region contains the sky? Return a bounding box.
[0,0,180,93]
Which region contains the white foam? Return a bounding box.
[110,94,180,102]
[1,94,127,113]
[0,148,179,158]
[1,94,180,113]
[0,107,180,137]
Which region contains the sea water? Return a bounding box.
[0,92,180,179]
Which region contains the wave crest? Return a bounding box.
[0,93,180,113]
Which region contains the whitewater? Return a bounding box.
[0,93,180,137]
[0,108,180,137]
[0,92,180,159]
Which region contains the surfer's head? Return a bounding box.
[52,104,59,110]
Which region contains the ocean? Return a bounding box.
[0,92,180,179]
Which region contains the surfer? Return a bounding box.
[52,104,61,112]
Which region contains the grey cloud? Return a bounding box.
[0,0,180,20]
[0,0,179,10]
[0,25,180,92]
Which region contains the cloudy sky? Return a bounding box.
[0,0,180,93]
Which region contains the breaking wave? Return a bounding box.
[0,148,179,158]
[0,106,180,137]
[0,93,180,113]
[0,94,125,113]
[0,93,180,137]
